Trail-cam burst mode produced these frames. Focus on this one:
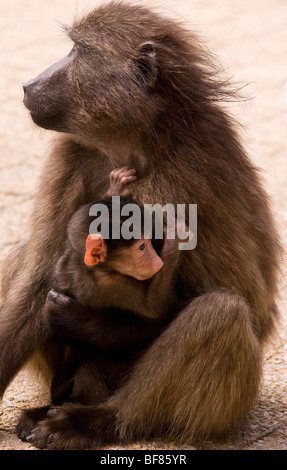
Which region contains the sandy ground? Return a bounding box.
[0,0,286,451]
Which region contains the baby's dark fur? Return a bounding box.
[0,1,281,449]
[43,195,181,402]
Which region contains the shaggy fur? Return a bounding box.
[0,1,281,449]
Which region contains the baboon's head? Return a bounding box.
[23,1,227,150]
[22,2,169,145]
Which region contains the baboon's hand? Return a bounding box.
[43,289,80,332]
[107,166,137,196]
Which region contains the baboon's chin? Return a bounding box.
[29,111,70,133]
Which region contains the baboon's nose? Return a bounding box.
[22,77,41,109]
[23,78,37,95]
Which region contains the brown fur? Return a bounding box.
[0,1,281,449]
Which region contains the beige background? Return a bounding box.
[0,0,286,450]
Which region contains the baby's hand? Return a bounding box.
[42,289,78,331]
[107,166,137,196]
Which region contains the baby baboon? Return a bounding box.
[47,166,179,322]
[1,1,281,449]
[43,166,181,402]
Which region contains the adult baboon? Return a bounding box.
[0,1,281,449]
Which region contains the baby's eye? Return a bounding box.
[138,243,145,251]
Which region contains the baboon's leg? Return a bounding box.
[114,290,262,442]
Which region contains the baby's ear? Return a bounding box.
[84,234,107,266]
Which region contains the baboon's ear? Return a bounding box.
[137,42,158,88]
[84,234,107,266]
